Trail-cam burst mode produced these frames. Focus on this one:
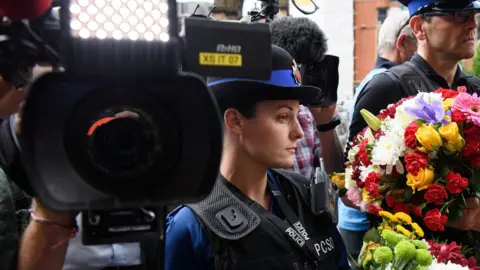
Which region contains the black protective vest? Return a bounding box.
[384,61,480,95]
[187,169,339,270]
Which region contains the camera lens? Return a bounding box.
[88,110,157,178]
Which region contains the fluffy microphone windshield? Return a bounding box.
[270,17,327,65]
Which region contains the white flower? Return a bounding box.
[426,260,470,270]
[359,165,385,182]
[371,130,405,174]
[416,92,443,104]
[345,167,357,189]
[394,103,417,129]
[347,145,359,163]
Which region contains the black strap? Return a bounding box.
[404,61,436,92]
[267,179,332,265]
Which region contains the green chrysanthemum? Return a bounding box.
[415,249,433,266]
[381,230,403,246]
[373,246,393,265]
[394,240,416,260]
[412,240,428,250]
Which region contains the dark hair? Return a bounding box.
[218,101,257,119]
[270,16,328,64]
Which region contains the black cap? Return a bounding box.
[207,45,323,110]
[399,0,480,16]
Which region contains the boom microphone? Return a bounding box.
[0,0,52,21]
[270,16,339,107]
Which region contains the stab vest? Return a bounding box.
[384,61,480,95]
[187,169,339,270]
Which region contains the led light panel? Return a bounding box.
[69,0,170,41]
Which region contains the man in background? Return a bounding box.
[339,10,417,268]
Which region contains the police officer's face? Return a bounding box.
[233,100,304,168]
[423,11,478,60]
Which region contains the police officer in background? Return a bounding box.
[348,0,480,247]
[350,0,480,140]
[164,45,349,270]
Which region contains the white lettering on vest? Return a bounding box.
[285,227,305,247]
[314,237,335,257]
[293,221,310,240]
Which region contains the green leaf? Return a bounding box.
[363,227,381,243]
[470,167,480,191]
[447,201,463,223]
[404,188,413,202]
[440,165,450,178]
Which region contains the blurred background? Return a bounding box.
[178,0,480,145]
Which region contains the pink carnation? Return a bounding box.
[453,92,480,126]
[347,187,362,206]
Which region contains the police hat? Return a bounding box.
[399,0,480,16]
[207,45,323,110]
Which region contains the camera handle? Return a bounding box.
[140,206,168,270]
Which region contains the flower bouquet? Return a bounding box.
[358,211,433,270]
[344,88,480,231]
[357,211,478,270]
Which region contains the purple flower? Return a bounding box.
[404,96,448,125]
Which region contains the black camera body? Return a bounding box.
[1,0,273,246]
[82,208,161,245]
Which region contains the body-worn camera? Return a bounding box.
[1,0,272,245]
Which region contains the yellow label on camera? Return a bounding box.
[199,53,242,67]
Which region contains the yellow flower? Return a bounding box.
[442,98,455,111]
[362,242,381,266]
[406,167,434,192]
[379,211,399,223]
[415,124,443,152]
[396,225,413,238]
[394,212,413,225]
[411,223,425,238]
[331,174,345,189]
[362,189,375,202]
[366,241,381,251]
[438,122,465,153]
[377,225,393,231]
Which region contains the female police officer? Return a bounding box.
[164,45,349,270]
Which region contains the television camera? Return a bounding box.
[0,0,273,249]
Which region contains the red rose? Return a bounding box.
[356,180,365,188]
[409,204,423,217]
[445,171,469,194]
[451,109,467,122]
[377,97,413,120]
[385,194,396,208]
[358,139,371,166]
[461,140,480,158]
[424,209,448,231]
[393,202,410,214]
[463,123,480,136]
[404,121,419,149]
[424,184,449,205]
[435,88,459,98]
[365,172,381,198]
[368,203,382,215]
[404,152,428,175]
[470,155,480,168]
